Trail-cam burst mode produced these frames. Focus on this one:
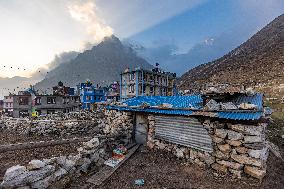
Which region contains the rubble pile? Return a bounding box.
[0,118,31,134]
[147,115,269,180]
[35,110,105,121]
[0,137,111,189]
[0,111,106,137]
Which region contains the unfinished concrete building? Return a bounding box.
[120,67,176,100]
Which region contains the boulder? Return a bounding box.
[231,154,263,167]
[244,136,263,143]
[213,150,230,160]
[83,137,100,149]
[226,140,242,147]
[30,175,53,189]
[53,168,68,181]
[198,152,215,165]
[27,160,46,171]
[26,165,56,183]
[248,147,268,159]
[211,163,228,174]
[215,129,228,138]
[244,166,266,180]
[227,131,243,140]
[211,136,224,143]
[1,165,29,188]
[216,160,243,170]
[235,147,248,154]
[217,144,231,153]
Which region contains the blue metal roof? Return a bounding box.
[231,93,263,110]
[108,94,264,121]
[123,95,203,109]
[217,111,263,120]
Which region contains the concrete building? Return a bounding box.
[106,82,120,102]
[79,81,106,110]
[13,94,80,118]
[3,94,13,116]
[12,83,80,118]
[120,67,176,100]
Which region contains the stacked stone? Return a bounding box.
[29,120,99,137]
[146,115,155,149]
[103,110,133,144]
[0,137,109,189]
[146,114,268,180]
[206,121,268,179]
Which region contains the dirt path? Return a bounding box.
[69,145,283,189]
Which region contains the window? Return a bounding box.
[19,97,29,105]
[35,97,41,105]
[129,85,135,93]
[47,97,56,104]
[150,87,154,94]
[129,73,135,81]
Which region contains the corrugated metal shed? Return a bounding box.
[107,94,264,121]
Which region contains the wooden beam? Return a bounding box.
[86,144,140,187]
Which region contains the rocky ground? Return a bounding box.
[0,130,82,181]
[91,145,283,189]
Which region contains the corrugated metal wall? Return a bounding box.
[154,116,213,152]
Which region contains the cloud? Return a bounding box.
[68,0,113,43]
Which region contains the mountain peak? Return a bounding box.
[35,36,153,91]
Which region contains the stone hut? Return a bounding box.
[108,93,270,180]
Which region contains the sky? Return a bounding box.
[0,0,283,78]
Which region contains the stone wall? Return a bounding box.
[147,114,269,180]
[0,110,134,141]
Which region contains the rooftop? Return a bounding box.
[107,93,265,120]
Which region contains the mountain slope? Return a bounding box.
[35,35,153,91]
[179,14,284,97]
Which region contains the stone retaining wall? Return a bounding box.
[146,114,269,180]
[0,110,134,141]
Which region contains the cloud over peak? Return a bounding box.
[68,1,113,43]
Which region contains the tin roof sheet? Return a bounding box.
[108,94,264,120]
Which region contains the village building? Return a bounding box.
[107,88,270,180]
[3,94,13,116]
[12,83,80,118]
[120,67,176,100]
[106,81,120,102]
[79,81,107,110]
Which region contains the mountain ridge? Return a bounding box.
[179,14,284,97]
[35,35,153,92]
